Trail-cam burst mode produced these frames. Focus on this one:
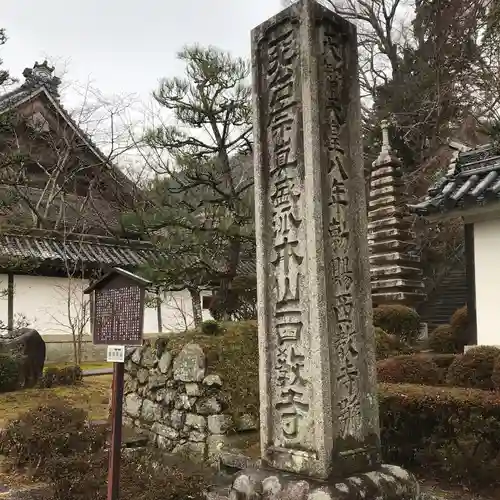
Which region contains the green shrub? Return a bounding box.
[450,305,469,348]
[0,401,107,475]
[492,355,500,391]
[428,324,460,354]
[40,366,83,388]
[167,321,258,420]
[418,353,457,371]
[48,451,210,500]
[379,383,500,487]
[375,328,411,360]
[200,320,222,336]
[0,403,209,500]
[377,355,441,385]
[446,346,500,390]
[0,353,21,392]
[372,305,421,342]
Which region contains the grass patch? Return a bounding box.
[0,375,112,427]
[154,321,259,421]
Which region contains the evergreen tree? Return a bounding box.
[127,45,254,324]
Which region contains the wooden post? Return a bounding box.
[107,361,125,500]
[7,273,14,332]
[84,267,151,500]
[464,223,477,345]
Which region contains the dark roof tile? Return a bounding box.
[409,143,500,216]
[0,233,155,269]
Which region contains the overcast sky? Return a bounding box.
[1,0,282,106]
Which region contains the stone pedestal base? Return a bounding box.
[228,465,419,500]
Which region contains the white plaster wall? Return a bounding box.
[13,275,91,336]
[3,276,217,337]
[474,218,500,345]
[143,289,215,333]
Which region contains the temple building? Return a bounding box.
[409,142,500,346]
[0,61,213,360]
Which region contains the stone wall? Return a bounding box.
[123,337,258,463]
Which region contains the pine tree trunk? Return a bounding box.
[189,288,203,327]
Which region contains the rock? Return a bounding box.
[155,388,166,402]
[173,343,206,382]
[124,377,138,395]
[185,383,201,396]
[137,368,149,384]
[196,397,222,415]
[157,435,173,451]
[189,430,207,442]
[170,410,185,430]
[185,413,206,431]
[207,434,230,461]
[142,346,156,369]
[237,413,258,432]
[125,359,138,376]
[172,441,205,463]
[141,400,162,422]
[124,394,142,418]
[148,372,167,389]
[203,374,222,387]
[163,389,176,406]
[175,393,193,410]
[131,347,142,364]
[158,351,173,374]
[208,414,233,435]
[229,465,420,500]
[152,423,179,440]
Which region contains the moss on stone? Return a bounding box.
[151,321,259,421]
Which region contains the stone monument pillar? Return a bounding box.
[227,1,419,498]
[368,121,425,308]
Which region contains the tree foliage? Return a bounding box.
[126,45,255,322]
[0,29,13,88]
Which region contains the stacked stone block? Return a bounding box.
[123,341,257,463]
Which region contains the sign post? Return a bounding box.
[84,268,151,500]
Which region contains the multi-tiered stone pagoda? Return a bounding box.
[368,120,425,308]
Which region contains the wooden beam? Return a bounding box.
[464,223,477,345]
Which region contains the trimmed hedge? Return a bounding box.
[428,324,460,354]
[446,346,500,390]
[375,328,411,360]
[450,305,469,348]
[420,353,457,371]
[380,383,500,486]
[373,305,420,342]
[377,355,441,385]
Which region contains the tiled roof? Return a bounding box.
[0,233,155,269]
[0,82,136,195]
[0,87,34,112]
[409,143,500,216]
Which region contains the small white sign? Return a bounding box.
[107,345,125,363]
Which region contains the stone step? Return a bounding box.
[219,450,261,474]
